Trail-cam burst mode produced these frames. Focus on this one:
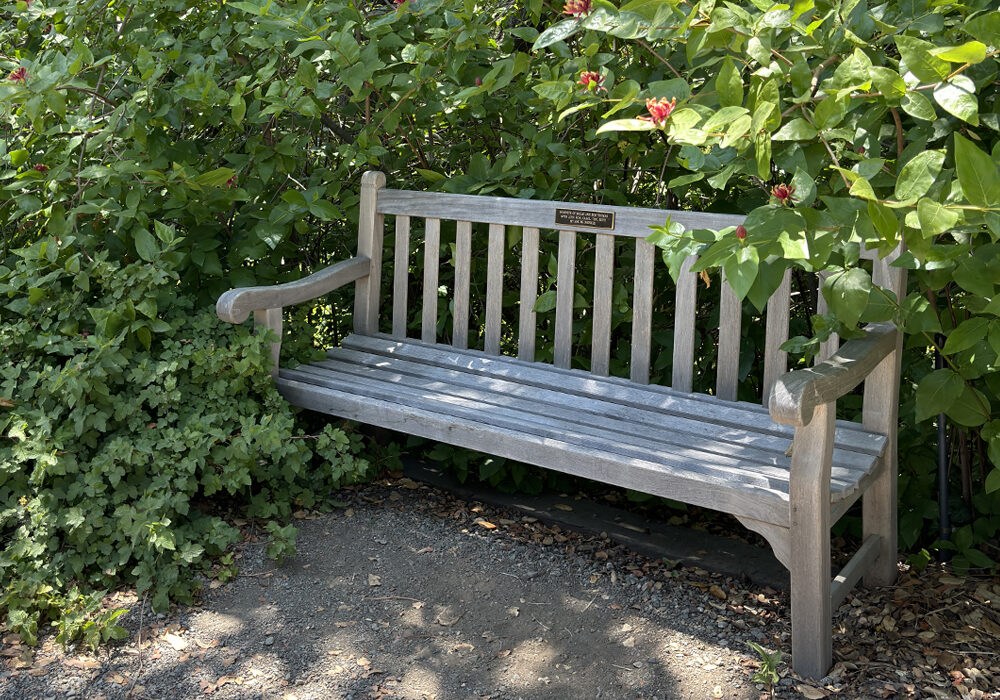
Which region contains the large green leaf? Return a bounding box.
[965,11,1000,45]
[532,20,581,50]
[943,317,990,354]
[916,198,959,237]
[596,119,658,133]
[771,118,817,141]
[933,76,979,125]
[717,57,744,107]
[930,41,988,64]
[954,133,1000,208]
[915,369,964,422]
[822,268,871,327]
[894,150,945,202]
[895,35,950,83]
[723,245,759,301]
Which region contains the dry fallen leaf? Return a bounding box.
[163,633,188,651]
[435,609,464,626]
[797,685,830,699]
[416,547,433,554]
[368,574,382,587]
[709,585,727,601]
[553,504,573,511]
[477,521,497,530]
[65,656,102,670]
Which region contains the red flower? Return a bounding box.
[563,0,591,17]
[226,176,237,189]
[735,225,747,241]
[771,184,797,207]
[639,97,677,127]
[8,67,28,84]
[475,77,482,86]
[33,164,48,172]
[578,71,605,92]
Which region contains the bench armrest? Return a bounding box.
[769,322,899,428]
[216,255,370,324]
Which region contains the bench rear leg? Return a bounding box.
[789,402,835,680]
[862,352,901,587]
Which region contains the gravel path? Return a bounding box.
[3,477,998,699]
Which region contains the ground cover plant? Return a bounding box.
[2,0,999,650]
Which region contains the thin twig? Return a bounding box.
[365,596,424,603]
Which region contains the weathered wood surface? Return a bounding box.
[717,271,742,401]
[216,256,369,324]
[630,239,655,384]
[831,534,880,609]
[344,334,888,457]
[377,188,744,238]
[484,223,505,356]
[391,215,411,338]
[769,323,898,428]
[762,270,791,407]
[591,234,615,377]
[789,400,835,680]
[354,171,385,335]
[518,227,540,362]
[421,218,441,344]
[554,230,576,369]
[452,220,472,349]
[277,372,790,526]
[670,255,697,392]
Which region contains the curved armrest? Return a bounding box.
[216,256,370,324]
[769,322,898,428]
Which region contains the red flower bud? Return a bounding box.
[33,164,48,172]
[638,97,677,127]
[770,184,797,207]
[475,77,482,86]
[735,225,747,241]
[563,0,591,16]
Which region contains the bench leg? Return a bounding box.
[789,402,835,680]
[862,353,901,587]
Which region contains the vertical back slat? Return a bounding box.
[421,218,441,344]
[762,269,792,407]
[630,239,655,384]
[354,171,386,335]
[591,234,615,377]
[518,227,540,362]
[716,271,742,401]
[391,215,411,338]
[484,223,505,355]
[554,229,576,369]
[816,271,840,362]
[671,255,698,392]
[452,220,472,349]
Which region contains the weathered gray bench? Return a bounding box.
[217,171,906,679]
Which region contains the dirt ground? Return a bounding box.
[2,476,999,700]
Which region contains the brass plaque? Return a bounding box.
[554,208,616,231]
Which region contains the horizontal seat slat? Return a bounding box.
[277,372,791,526]
[341,334,888,458]
[286,363,799,494]
[314,347,876,481]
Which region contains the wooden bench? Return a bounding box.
[217,171,906,679]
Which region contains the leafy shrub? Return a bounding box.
[0,232,370,646]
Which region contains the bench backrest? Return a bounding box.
[353,171,903,406]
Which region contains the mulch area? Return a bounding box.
[2,475,999,699]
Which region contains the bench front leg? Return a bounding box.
[253,308,283,378]
[789,400,835,680]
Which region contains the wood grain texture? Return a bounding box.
[630,239,655,384]
[789,400,835,679]
[735,516,790,569]
[831,534,880,609]
[453,220,472,349]
[421,218,441,344]
[216,256,369,324]
[762,269,792,407]
[308,350,878,487]
[276,373,791,526]
[591,234,615,377]
[518,227,540,362]
[716,271,742,401]
[671,255,697,392]
[377,188,744,238]
[554,230,576,369]
[484,223,505,356]
[769,323,898,428]
[354,170,386,335]
[391,215,411,338]
[344,334,889,458]
[253,307,282,378]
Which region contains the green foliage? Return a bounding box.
[0,235,369,646]
[747,640,782,690]
[531,0,1000,568]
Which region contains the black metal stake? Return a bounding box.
[935,334,951,562]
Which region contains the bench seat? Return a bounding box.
[278,333,888,529]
